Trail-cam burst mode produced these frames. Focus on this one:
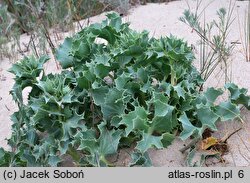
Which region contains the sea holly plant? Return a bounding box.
[1,12,250,167]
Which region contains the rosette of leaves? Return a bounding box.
[4,12,250,167]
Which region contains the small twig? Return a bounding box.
[220,127,242,143]
[240,104,246,111]
[22,37,32,52]
[30,34,39,57]
[5,104,10,111]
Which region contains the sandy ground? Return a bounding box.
[0,0,250,166]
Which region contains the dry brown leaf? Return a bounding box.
[201,137,218,150]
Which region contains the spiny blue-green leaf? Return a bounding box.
[137,68,148,83]
[91,86,109,106]
[78,123,122,166]
[179,113,198,140]
[201,87,223,105]
[56,37,74,69]
[173,84,186,99]
[179,104,220,140]
[48,156,61,167]
[0,148,12,167]
[78,139,98,154]
[135,133,164,153]
[93,54,111,66]
[36,74,72,103]
[26,129,37,145]
[0,148,6,160]
[98,123,123,156]
[225,83,250,109]
[136,132,174,152]
[151,112,177,133]
[106,12,123,32]
[101,88,126,121]
[8,55,49,78]
[77,76,90,90]
[215,101,241,121]
[225,83,247,99]
[115,72,131,90]
[161,133,175,147]
[81,129,97,140]
[120,106,149,136]
[151,93,176,133]
[32,145,44,161]
[196,104,218,131]
[21,150,40,167]
[115,55,133,68]
[179,98,193,112]
[185,147,220,167]
[61,110,86,141]
[72,129,96,147]
[153,92,171,116]
[129,152,152,167]
[32,139,57,163]
[94,64,110,79]
[89,25,117,45]
[58,140,70,155]
[73,41,90,60]
[110,116,122,128]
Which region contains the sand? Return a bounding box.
[0,0,250,166]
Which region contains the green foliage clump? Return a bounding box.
[2,13,250,167]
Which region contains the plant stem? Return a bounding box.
[179,137,201,153]
[170,59,176,86]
